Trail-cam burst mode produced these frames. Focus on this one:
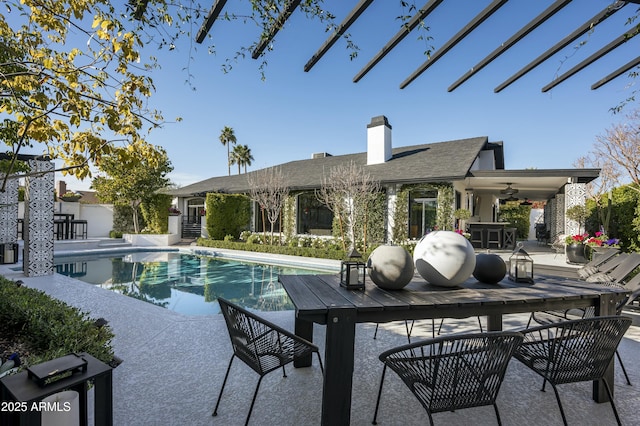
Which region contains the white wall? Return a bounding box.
[19,201,114,238]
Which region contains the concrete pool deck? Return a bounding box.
[1,243,640,425]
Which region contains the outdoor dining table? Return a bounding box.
[278,273,630,426]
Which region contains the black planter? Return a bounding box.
[566,243,588,264]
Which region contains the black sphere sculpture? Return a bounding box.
[473,253,507,284]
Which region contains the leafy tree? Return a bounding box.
[219,126,236,176]
[1,0,168,189]
[91,145,173,233]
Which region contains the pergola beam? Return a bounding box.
[400,0,508,89]
[494,1,627,92]
[541,28,639,92]
[195,0,229,44]
[305,0,375,72]
[448,0,572,92]
[352,0,444,83]
[592,55,640,89]
[251,0,302,59]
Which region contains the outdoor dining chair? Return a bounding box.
[372,331,523,426]
[514,315,632,426]
[213,298,324,426]
[528,268,640,386]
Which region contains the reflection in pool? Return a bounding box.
[54,251,332,315]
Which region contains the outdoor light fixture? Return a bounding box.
[340,249,366,290]
[508,243,534,284]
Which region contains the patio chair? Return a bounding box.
[576,248,620,279]
[528,265,640,386]
[514,316,632,426]
[372,331,523,426]
[584,252,640,283]
[213,298,324,426]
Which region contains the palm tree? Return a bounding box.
[230,144,254,174]
[237,144,254,174]
[218,126,236,176]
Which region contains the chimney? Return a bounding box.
[367,115,392,165]
[56,180,67,196]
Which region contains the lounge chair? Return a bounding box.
[584,252,640,283]
[576,248,620,279]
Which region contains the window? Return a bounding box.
[297,192,333,235]
[409,189,437,239]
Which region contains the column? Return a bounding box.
[24,160,55,277]
[0,173,19,244]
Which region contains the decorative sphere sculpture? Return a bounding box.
[413,231,476,287]
[367,245,414,290]
[473,253,507,284]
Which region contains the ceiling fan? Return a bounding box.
[500,183,519,196]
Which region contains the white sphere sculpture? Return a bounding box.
[413,231,476,287]
[367,245,414,290]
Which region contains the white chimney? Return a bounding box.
[367,115,392,165]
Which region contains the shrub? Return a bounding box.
[205,193,251,240]
[0,277,115,366]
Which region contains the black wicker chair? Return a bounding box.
[213,298,324,426]
[514,316,632,426]
[372,331,523,426]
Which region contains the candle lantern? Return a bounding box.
[340,249,366,290]
[508,244,534,284]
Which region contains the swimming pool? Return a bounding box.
[54,251,335,315]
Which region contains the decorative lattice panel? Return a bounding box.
[564,183,586,236]
[24,160,54,277]
[0,173,19,244]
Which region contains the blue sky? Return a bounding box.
[54,0,639,191]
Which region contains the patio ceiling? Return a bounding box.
[464,169,600,202]
[193,0,640,91]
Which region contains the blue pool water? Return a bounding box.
[54,251,333,315]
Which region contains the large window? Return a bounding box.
[297,192,333,235]
[254,202,281,233]
[409,189,437,239]
[186,198,205,224]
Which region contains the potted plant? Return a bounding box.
[564,205,589,264]
[453,208,472,231]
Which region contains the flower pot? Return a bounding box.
[566,243,588,264]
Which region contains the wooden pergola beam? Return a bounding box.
[542,28,639,92]
[304,0,375,72]
[400,0,508,90]
[251,0,302,59]
[448,0,572,92]
[592,55,640,89]
[494,1,627,92]
[352,0,444,83]
[195,0,229,44]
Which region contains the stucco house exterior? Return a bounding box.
[166,116,598,243]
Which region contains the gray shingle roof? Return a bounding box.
[165,136,491,196]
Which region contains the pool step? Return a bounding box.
[97,238,132,248]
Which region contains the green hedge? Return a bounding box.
[197,238,358,260]
[205,193,251,240]
[0,277,115,366]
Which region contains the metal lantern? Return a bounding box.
[508,244,534,284]
[340,249,366,290]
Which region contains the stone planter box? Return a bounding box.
[123,233,180,247]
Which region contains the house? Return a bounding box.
[166,116,599,242]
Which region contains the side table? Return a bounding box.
[1,352,112,426]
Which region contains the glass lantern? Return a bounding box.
[340,249,366,290]
[508,245,534,284]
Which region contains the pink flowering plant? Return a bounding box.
[454,229,471,239]
[565,233,588,245]
[565,230,620,248]
[585,231,620,248]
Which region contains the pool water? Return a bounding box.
[54,251,333,315]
